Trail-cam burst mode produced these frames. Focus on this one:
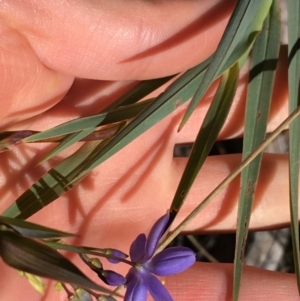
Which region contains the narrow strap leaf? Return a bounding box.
[0,216,75,238]
[169,62,239,221]
[23,99,153,143]
[233,1,280,300]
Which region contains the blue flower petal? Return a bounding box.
[124,268,147,301]
[143,270,174,301]
[130,233,146,262]
[145,213,169,259]
[147,247,195,276]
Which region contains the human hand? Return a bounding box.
[0,1,297,300]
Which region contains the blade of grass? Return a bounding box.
[179,0,272,130]
[23,99,154,143]
[0,216,75,238]
[0,124,120,146]
[288,0,300,293]
[22,100,153,162]
[233,2,280,300]
[168,62,239,223]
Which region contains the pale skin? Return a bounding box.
[0,0,298,300]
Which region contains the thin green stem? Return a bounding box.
[44,241,134,266]
[157,106,300,252]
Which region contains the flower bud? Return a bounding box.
[98,270,126,286]
[104,248,128,263]
[90,257,103,269]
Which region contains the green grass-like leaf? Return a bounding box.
[0,216,75,238]
[169,62,239,220]
[179,0,273,130]
[233,1,280,300]
[288,0,300,293]
[23,99,153,142]
[22,76,172,161]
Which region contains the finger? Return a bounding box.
[12,79,138,131]
[163,263,298,301]
[0,0,236,127]
[0,145,290,238]
[2,262,296,301]
[171,153,291,232]
[29,152,292,234]
[16,42,287,137]
[2,0,237,80]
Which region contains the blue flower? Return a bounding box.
[124,213,196,301]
